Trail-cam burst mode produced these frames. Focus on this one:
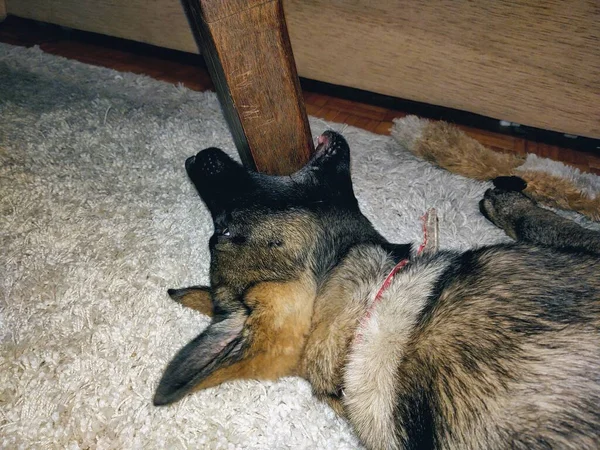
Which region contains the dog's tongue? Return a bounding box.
[317,133,328,146]
[315,133,330,152]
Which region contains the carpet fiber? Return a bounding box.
[1,43,597,449]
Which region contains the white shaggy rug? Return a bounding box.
[1,43,598,449]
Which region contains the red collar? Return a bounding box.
[362,257,410,329]
[355,209,437,343]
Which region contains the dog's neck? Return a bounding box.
[353,256,411,344]
[299,244,399,401]
[299,211,437,407]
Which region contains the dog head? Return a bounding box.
[154,131,399,406]
[185,131,361,290]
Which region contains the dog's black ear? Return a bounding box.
[185,147,254,216]
[492,176,527,192]
[153,312,247,406]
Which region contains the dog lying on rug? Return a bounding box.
[154,131,600,449]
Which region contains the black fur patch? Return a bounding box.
[394,380,438,450]
[381,242,413,264]
[415,251,476,328]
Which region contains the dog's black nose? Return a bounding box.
[185,147,254,215]
[191,147,235,177]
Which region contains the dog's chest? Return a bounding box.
[341,259,451,448]
[300,246,395,395]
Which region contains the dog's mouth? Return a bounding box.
[315,133,329,153]
[185,131,350,204]
[315,130,344,153]
[309,130,350,169]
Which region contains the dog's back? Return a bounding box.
[341,187,600,449]
[411,247,597,449]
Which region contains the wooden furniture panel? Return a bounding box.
[285,0,600,139]
[4,16,599,174]
[6,0,193,50]
[7,0,600,139]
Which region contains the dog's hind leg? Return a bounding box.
[480,178,600,253]
[167,286,214,316]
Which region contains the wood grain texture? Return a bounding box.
[285,0,600,139]
[7,0,600,138]
[7,0,193,52]
[199,0,268,22]
[183,0,314,174]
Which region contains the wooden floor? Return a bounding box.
[2,16,599,174]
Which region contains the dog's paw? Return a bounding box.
[492,176,527,192]
[479,187,535,239]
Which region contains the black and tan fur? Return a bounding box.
[154,132,600,449]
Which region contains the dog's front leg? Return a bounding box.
[480,178,600,253]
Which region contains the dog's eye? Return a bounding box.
[221,227,231,237]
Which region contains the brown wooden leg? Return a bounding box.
[180,0,314,175]
[0,1,7,21]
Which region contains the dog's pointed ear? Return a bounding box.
[153,312,247,406]
[185,147,254,217]
[154,280,315,406]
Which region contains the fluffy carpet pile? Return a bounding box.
[1,43,598,449]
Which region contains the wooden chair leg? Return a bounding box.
[0,0,7,21]
[181,0,314,175]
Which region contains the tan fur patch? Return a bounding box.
[414,121,524,181]
[193,274,317,391]
[520,169,600,221]
[301,246,393,396]
[397,117,600,221]
[177,289,213,316]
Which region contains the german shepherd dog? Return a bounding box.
[154,131,600,449]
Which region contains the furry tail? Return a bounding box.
[391,116,524,180]
[391,116,600,221]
